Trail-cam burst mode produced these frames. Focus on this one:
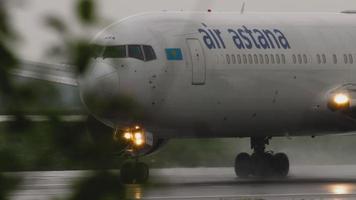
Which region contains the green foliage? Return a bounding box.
[0,0,129,199]
[76,0,96,24]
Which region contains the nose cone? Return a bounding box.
[79,61,121,119]
[79,60,142,124]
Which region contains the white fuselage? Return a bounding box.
[79,12,356,138]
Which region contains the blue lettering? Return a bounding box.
[274,29,290,49]
[198,28,215,49]
[228,29,244,49]
[243,26,260,49]
[238,28,252,49]
[262,29,281,49]
[253,29,270,49]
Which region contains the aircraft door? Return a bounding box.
[187,39,206,85]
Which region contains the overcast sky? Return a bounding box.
[8,0,356,62]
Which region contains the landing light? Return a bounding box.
[134,139,144,146]
[134,132,143,140]
[333,93,350,105]
[121,126,146,147]
[124,132,132,140]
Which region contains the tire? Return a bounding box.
[251,152,273,177]
[272,153,289,177]
[120,162,136,184]
[135,162,149,183]
[234,153,251,178]
[120,161,149,184]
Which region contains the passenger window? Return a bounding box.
[298,54,302,64]
[276,54,280,64]
[317,54,321,64]
[143,45,157,61]
[102,45,127,59]
[270,54,275,64]
[344,54,348,64]
[128,45,144,60]
[333,54,338,64]
[91,44,105,58]
[259,54,264,64]
[292,55,296,64]
[243,55,247,64]
[303,54,308,64]
[254,54,258,64]
[232,55,236,64]
[322,54,326,64]
[226,55,231,64]
[237,55,242,64]
[349,54,353,64]
[281,54,286,64]
[265,55,269,64]
[248,54,253,64]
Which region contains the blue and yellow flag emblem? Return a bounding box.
[165,48,183,60]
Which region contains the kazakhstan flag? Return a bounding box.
[165,48,183,60]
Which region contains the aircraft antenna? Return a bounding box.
[240,2,246,14]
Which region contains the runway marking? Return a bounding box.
[142,193,356,200]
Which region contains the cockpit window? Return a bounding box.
[92,44,156,62]
[103,45,126,58]
[91,44,105,58]
[143,45,157,61]
[128,45,144,61]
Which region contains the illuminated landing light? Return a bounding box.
[123,132,132,140]
[134,139,144,146]
[333,93,350,105]
[134,132,143,140]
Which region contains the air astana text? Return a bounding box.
[198,24,291,50]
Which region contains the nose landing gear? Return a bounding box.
[235,137,289,178]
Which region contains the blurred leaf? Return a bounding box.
[76,0,96,24]
[71,40,92,74]
[44,15,68,34]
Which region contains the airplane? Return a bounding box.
[10,10,356,184]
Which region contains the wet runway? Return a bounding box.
[7,165,356,200]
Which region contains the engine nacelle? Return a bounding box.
[114,126,168,157]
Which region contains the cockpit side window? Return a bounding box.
[143,45,157,61]
[91,44,105,58]
[128,45,144,61]
[103,45,126,59]
[92,44,156,61]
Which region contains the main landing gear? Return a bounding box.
[120,160,149,184]
[234,137,289,178]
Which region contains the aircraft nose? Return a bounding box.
[79,60,121,119]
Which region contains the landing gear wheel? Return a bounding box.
[120,161,149,184]
[235,153,251,178]
[272,153,289,177]
[135,162,149,183]
[251,152,273,177]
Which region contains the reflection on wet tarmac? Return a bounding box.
[8,166,356,200]
[126,185,143,200]
[328,184,353,195]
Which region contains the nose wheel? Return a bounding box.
[234,137,289,178]
[120,161,149,184]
